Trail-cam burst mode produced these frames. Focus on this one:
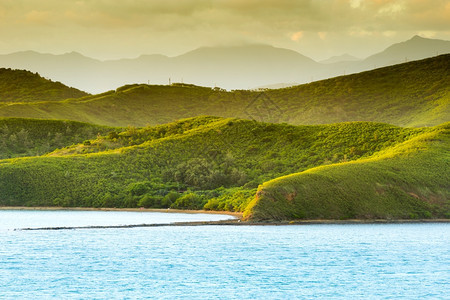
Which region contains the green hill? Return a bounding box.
[244,123,449,221]
[2,116,445,219]
[0,68,88,103]
[0,118,116,159]
[0,55,448,127]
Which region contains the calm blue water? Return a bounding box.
[0,211,448,299]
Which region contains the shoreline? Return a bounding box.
[2,206,449,228]
[0,206,243,218]
[16,218,450,231]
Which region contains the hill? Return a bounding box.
[244,123,450,221]
[0,36,447,93]
[0,55,448,127]
[270,54,450,127]
[0,118,116,159]
[0,68,88,102]
[0,116,443,218]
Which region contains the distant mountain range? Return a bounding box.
[320,54,360,64]
[0,35,449,93]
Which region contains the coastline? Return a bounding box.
[16,218,450,231]
[0,206,243,218]
[3,206,449,229]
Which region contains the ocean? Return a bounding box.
[1,210,448,299]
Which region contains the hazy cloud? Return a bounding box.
[0,0,449,60]
[318,32,328,40]
[23,10,52,25]
[291,31,304,42]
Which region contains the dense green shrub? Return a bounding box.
[0,116,447,219]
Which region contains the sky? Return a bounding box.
[0,0,449,61]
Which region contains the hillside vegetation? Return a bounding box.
[244,123,449,221]
[2,116,447,220]
[0,118,115,159]
[0,55,448,127]
[0,68,88,103]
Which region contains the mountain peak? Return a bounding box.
[410,35,425,41]
[178,44,317,65]
[63,51,89,58]
[66,51,82,55]
[362,35,450,66]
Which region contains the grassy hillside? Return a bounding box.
[269,54,449,127]
[244,123,449,221]
[0,68,88,102]
[0,55,448,127]
[0,118,116,159]
[0,116,439,216]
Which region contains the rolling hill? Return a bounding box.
[244,122,449,221]
[0,54,448,127]
[0,116,447,221]
[0,68,88,103]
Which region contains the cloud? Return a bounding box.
[318,31,327,40]
[349,0,363,9]
[4,0,449,32]
[348,28,374,37]
[418,31,437,38]
[377,1,405,16]
[291,31,304,42]
[0,0,449,60]
[23,10,52,25]
[382,30,397,37]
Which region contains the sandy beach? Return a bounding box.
[0,206,243,217]
[2,206,449,228]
